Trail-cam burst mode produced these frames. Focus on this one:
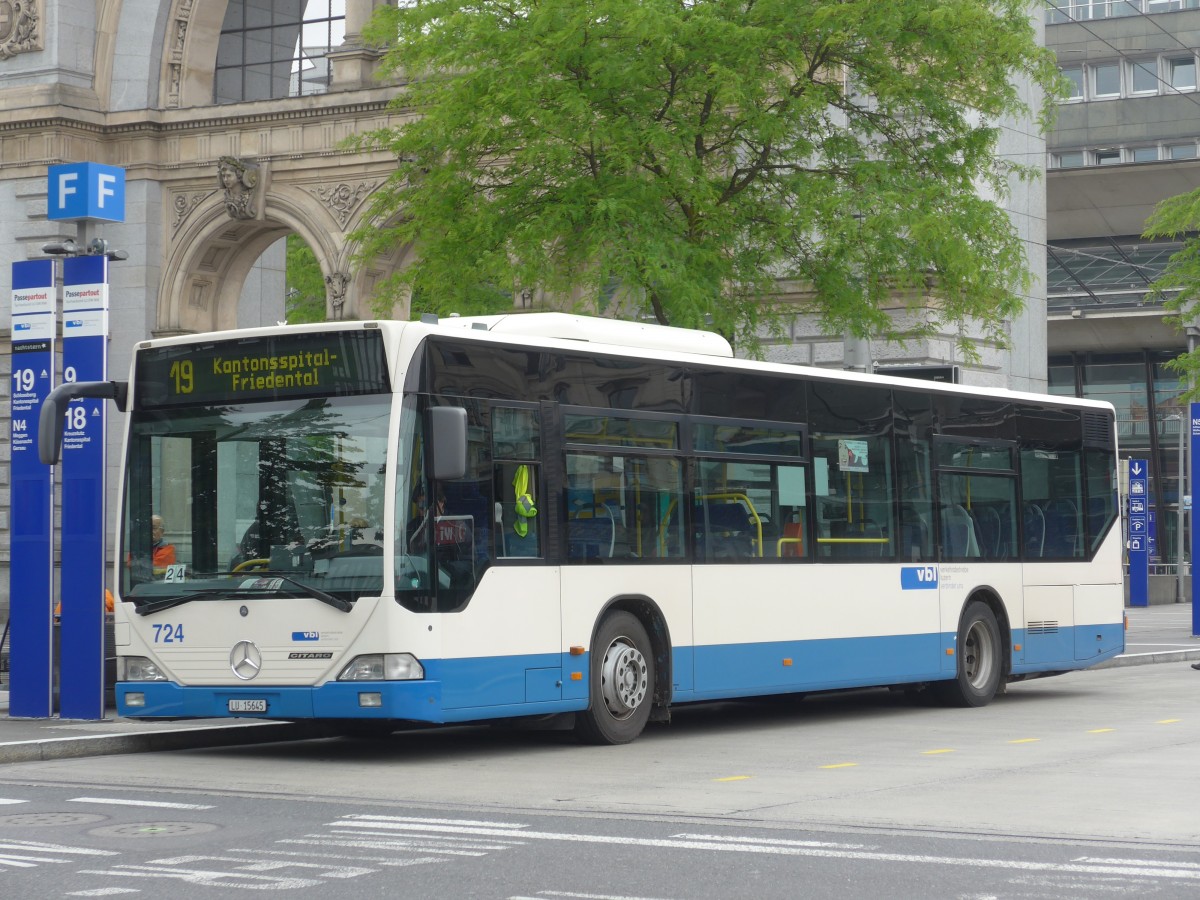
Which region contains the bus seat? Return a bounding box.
[941,504,980,559]
[695,500,755,559]
[780,521,803,557]
[976,505,1005,559]
[1023,502,1046,558]
[568,514,615,560]
[1042,498,1080,558]
[900,505,930,560]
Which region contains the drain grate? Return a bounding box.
[0,812,106,827]
[89,821,219,838]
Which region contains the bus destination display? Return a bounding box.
[134,329,390,408]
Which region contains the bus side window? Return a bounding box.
[497,462,541,558]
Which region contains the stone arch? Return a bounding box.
[158,0,230,109]
[160,204,289,336]
[160,174,398,333]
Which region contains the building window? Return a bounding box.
[1168,143,1198,159]
[1093,63,1121,98]
[1062,66,1084,100]
[1054,151,1086,168]
[214,0,346,104]
[1130,59,1159,95]
[1130,147,1160,162]
[1095,149,1122,165]
[1169,57,1197,92]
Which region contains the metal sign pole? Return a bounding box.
[1127,459,1149,608]
[57,255,110,720]
[8,260,57,717]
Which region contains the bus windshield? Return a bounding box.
[121,393,390,606]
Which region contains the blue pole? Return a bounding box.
[57,255,109,720]
[1127,459,1149,608]
[1190,404,1200,636]
[8,260,57,717]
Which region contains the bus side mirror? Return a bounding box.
[38,380,128,466]
[430,406,468,481]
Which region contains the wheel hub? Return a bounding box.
[600,637,648,719]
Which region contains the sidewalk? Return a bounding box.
[2,603,1198,763]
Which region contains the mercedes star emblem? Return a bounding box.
[229,640,263,680]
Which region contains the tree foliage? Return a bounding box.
[354,0,1061,353]
[1143,195,1200,395]
[285,234,327,324]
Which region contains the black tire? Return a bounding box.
[575,611,655,745]
[935,600,1003,708]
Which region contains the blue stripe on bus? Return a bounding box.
[114,624,1124,721]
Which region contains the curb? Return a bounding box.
[1094,648,1200,670]
[0,720,326,765]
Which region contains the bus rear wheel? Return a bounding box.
[575,611,655,745]
[936,600,1002,708]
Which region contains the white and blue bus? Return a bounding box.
[41,313,1124,744]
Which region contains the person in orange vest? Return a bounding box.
[55,589,113,619]
[149,515,177,568]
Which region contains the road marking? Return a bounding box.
[512,893,684,900]
[1156,719,1181,725]
[0,840,117,857]
[714,776,750,782]
[922,749,956,755]
[67,890,141,897]
[1008,738,1040,744]
[1087,728,1114,733]
[674,834,865,850]
[819,763,858,769]
[1075,857,1200,870]
[231,847,445,868]
[320,816,1200,881]
[0,798,28,805]
[69,797,214,810]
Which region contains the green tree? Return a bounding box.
[1143,196,1200,394]
[355,0,1061,354]
[285,234,327,324]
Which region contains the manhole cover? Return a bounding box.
[0,812,106,827]
[89,821,218,838]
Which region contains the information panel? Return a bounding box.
[58,254,109,720]
[8,259,56,717]
[133,328,390,409]
[1127,459,1149,609]
[1192,404,1200,636]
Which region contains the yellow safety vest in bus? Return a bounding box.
[512,465,538,537]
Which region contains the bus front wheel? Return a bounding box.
[936,600,1002,708]
[575,611,655,745]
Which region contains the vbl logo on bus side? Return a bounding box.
[900,566,939,590]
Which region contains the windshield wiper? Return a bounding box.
[134,575,352,616]
[235,572,353,613]
[135,588,226,617]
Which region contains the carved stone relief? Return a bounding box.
[0,0,43,60]
[172,191,212,232]
[325,271,351,319]
[165,0,195,108]
[218,157,260,220]
[309,181,377,229]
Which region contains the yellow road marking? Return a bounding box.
[819,763,858,769]
[922,749,956,755]
[1008,738,1040,744]
[1087,728,1115,734]
[714,776,751,782]
[1156,719,1181,725]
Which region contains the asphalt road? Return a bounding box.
[0,661,1197,898]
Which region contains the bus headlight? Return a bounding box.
[337,653,424,681]
[120,656,169,682]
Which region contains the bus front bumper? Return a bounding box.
[115,680,445,721]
